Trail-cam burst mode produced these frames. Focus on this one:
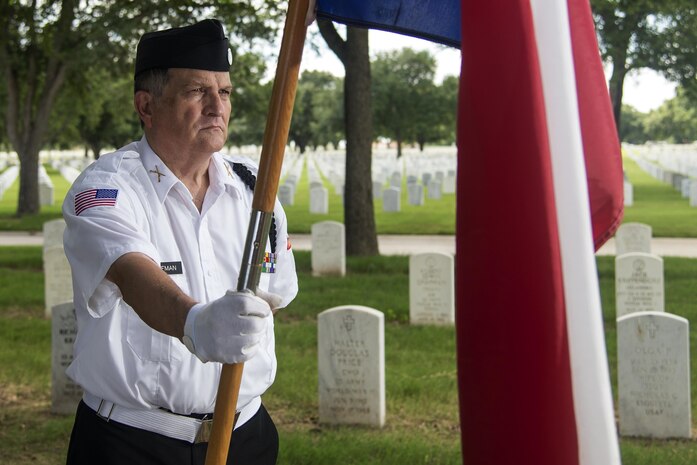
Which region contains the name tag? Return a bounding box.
[160,261,183,275]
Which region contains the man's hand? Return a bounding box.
[182,290,274,364]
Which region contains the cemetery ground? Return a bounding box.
[2,153,697,237]
[1,151,697,463]
[1,248,697,464]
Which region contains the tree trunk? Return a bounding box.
[343,28,378,256]
[318,20,378,256]
[608,61,627,136]
[17,147,40,216]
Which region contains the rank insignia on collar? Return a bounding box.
[261,252,276,273]
[224,162,234,178]
[149,165,166,182]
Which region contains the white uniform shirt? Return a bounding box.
[62,137,298,417]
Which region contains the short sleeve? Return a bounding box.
[63,174,160,318]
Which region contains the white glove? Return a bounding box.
[182,290,274,364]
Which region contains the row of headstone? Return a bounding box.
[278,154,304,207]
[624,144,697,207]
[310,221,455,326]
[612,221,692,439]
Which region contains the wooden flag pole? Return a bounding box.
[204,1,310,464]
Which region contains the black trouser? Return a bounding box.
[66,400,278,465]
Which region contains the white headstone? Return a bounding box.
[407,184,424,206]
[383,187,401,212]
[680,178,690,198]
[618,312,691,438]
[443,174,456,194]
[615,223,652,256]
[311,221,346,277]
[615,252,664,318]
[427,180,442,200]
[310,186,329,214]
[43,219,66,250]
[318,305,385,427]
[372,181,383,200]
[278,184,294,206]
[51,302,82,414]
[690,181,697,208]
[43,245,74,318]
[40,183,54,206]
[409,253,455,325]
[390,171,401,188]
[624,181,634,207]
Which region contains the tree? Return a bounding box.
[49,70,139,158]
[317,21,378,256]
[591,0,697,133]
[414,75,458,150]
[372,48,437,156]
[289,70,343,152]
[644,88,697,143]
[0,1,279,216]
[228,52,273,147]
[618,105,650,144]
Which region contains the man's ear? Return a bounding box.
[134,91,154,128]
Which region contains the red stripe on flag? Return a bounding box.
[568,0,624,250]
[456,2,578,464]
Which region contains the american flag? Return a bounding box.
[74,188,119,216]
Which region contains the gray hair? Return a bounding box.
[134,68,170,97]
[134,69,170,127]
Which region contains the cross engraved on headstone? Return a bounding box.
[646,321,659,339]
[342,315,355,333]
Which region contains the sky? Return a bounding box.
[298,26,676,114]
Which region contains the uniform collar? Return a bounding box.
[138,136,243,203]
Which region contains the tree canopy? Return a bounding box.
[591,0,697,132]
[0,0,280,215]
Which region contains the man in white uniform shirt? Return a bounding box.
[62,19,298,465]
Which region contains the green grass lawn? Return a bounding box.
[0,165,71,231]
[1,249,696,464]
[622,156,697,237]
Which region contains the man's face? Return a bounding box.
[149,68,232,156]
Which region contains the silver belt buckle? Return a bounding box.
[96,399,115,422]
[195,418,214,444]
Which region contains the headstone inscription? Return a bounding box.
[615,252,664,317]
[409,253,455,325]
[51,302,82,414]
[618,312,691,439]
[318,305,385,427]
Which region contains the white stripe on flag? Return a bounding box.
[530,1,621,464]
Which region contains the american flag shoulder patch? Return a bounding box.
[75,188,119,216]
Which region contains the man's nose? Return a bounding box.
[205,91,225,115]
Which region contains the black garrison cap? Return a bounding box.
[134,19,231,77]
